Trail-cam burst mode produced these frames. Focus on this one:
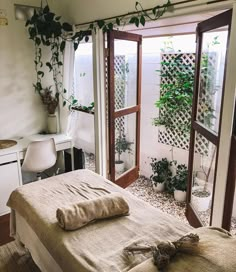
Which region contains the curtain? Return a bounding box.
[60,41,75,134]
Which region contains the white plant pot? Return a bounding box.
[174,190,186,202]
[192,186,212,212]
[153,181,165,192]
[47,113,58,134]
[115,161,125,174]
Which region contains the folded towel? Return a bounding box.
[56,193,129,230]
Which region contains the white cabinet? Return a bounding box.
[0,162,21,216]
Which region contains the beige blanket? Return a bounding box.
[7,169,191,272]
[129,227,236,272]
[56,193,129,230]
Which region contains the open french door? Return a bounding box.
[107,30,142,187]
[186,10,233,227]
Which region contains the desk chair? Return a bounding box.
[22,138,57,180]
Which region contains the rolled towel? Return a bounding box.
[56,193,129,230]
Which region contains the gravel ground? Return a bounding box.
[126,176,190,225]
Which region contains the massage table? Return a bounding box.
[8,170,236,272]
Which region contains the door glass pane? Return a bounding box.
[114,40,137,111]
[115,113,136,179]
[191,132,217,226]
[197,28,229,134]
[73,37,95,172]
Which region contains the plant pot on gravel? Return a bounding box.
[172,164,188,202]
[191,186,211,212]
[115,134,133,175]
[150,158,172,193]
[152,176,165,192]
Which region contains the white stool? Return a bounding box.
[22,138,57,180]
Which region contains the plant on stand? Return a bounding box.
[150,158,172,192]
[115,134,133,174]
[172,164,188,202]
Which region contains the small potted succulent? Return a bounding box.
[172,164,188,202]
[150,158,172,192]
[115,134,133,174]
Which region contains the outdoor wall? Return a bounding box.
[0,0,71,139]
[139,35,196,178]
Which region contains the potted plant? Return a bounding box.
[172,164,188,202]
[40,87,59,133]
[150,158,172,192]
[191,150,215,212]
[115,134,133,174]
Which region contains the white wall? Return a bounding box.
[0,0,71,139]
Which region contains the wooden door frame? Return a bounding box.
[107,30,142,188]
[186,10,232,227]
[222,105,236,230]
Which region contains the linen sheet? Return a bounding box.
[7,169,192,272]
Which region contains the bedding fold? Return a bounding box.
[56,193,129,230]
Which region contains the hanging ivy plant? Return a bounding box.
[26,1,172,112]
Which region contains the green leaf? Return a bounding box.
[89,23,94,30]
[140,15,145,26]
[35,37,41,46]
[37,71,44,77]
[85,36,89,42]
[129,17,136,24]
[108,22,113,30]
[60,41,66,52]
[62,22,73,31]
[134,17,139,27]
[97,20,105,29]
[74,42,79,51]
[152,7,157,15]
[64,89,67,93]
[46,62,53,71]
[25,20,30,27]
[72,99,78,105]
[55,16,61,21]
[43,5,50,13]
[58,61,63,66]
[63,101,66,107]
[116,17,120,26]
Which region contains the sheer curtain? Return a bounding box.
[60,41,75,134]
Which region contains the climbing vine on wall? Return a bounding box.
[26,1,172,110]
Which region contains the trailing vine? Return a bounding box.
[26,1,172,112]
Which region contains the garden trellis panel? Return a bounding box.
[158,52,216,155]
[114,55,126,136]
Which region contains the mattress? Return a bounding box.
[8,169,192,272]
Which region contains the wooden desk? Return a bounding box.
[0,134,73,216]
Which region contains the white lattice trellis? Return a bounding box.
[114,55,126,136]
[158,53,215,155]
